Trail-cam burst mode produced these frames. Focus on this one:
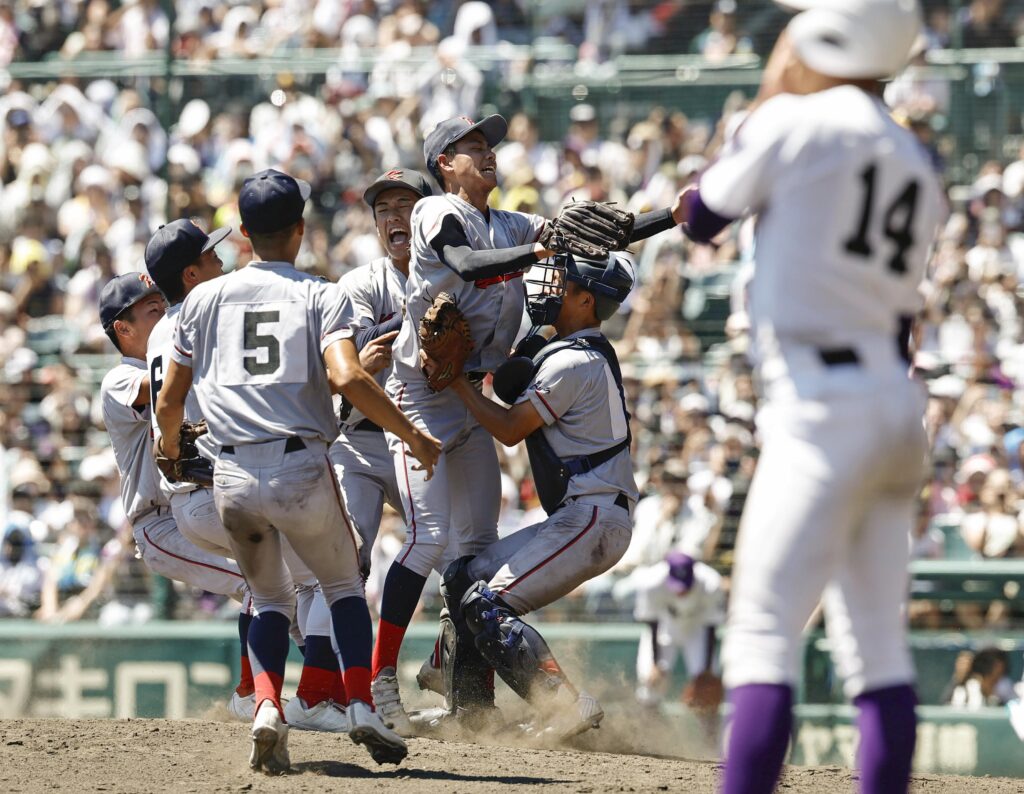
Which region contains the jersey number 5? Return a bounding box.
[843,163,920,274]
[244,310,281,375]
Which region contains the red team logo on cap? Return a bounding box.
[139,273,155,287]
[458,116,474,125]
[385,169,404,180]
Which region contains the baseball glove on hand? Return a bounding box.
[539,200,635,258]
[154,420,214,487]
[418,292,474,392]
[681,671,724,713]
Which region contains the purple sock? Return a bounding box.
[854,684,917,794]
[722,683,793,794]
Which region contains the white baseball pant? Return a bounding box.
[467,499,632,615]
[329,427,404,575]
[386,379,500,578]
[131,507,247,600]
[722,358,927,699]
[212,438,364,617]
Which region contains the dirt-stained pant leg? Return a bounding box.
[170,487,234,555]
[215,439,365,615]
[329,430,401,575]
[468,502,632,615]
[132,510,247,599]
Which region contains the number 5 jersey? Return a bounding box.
[170,261,358,447]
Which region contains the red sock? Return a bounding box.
[345,666,372,706]
[372,619,407,678]
[254,671,284,717]
[295,665,336,708]
[236,655,255,697]
[332,671,348,705]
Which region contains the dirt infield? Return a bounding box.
[0,718,1020,793]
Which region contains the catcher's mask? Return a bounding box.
[525,252,634,325]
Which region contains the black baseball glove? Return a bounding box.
[538,200,635,259]
[154,420,214,487]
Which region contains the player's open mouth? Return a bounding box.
[388,229,409,245]
[481,167,496,176]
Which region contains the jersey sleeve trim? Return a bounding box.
[526,388,559,425]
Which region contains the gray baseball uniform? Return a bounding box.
[329,257,406,574]
[171,262,362,615]
[466,328,638,613]
[100,358,246,599]
[385,194,546,576]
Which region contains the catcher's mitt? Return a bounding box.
[418,292,473,392]
[154,420,214,487]
[538,200,635,259]
[681,671,724,713]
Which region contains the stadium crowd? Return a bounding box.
[1,0,1024,636]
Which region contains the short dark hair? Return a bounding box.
[153,274,184,304]
[248,219,302,253]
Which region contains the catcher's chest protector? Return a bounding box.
[495,335,630,514]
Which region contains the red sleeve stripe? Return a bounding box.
[173,344,192,358]
[534,389,558,420]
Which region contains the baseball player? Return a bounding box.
[144,219,347,733]
[155,169,440,774]
[371,114,686,732]
[329,169,432,578]
[420,252,638,737]
[677,2,942,792]
[615,551,725,709]
[98,273,253,713]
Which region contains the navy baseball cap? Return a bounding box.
[363,168,432,210]
[145,219,230,283]
[423,114,507,185]
[99,272,163,331]
[238,168,312,234]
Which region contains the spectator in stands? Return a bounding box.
[690,0,752,61]
[951,647,1012,707]
[0,523,43,617]
[961,468,1023,558]
[956,0,1015,48]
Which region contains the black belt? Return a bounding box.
[353,418,383,433]
[559,493,630,512]
[222,437,306,455]
[818,347,860,367]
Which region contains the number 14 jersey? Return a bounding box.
[699,85,943,346]
[171,261,358,448]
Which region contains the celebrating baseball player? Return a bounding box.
[98,273,253,712]
[414,252,638,738]
[144,219,347,733]
[329,169,433,578]
[154,169,440,774]
[371,113,686,732]
[677,2,942,792]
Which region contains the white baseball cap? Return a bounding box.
[777,0,922,80]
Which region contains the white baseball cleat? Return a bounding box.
[370,668,415,736]
[249,700,290,775]
[348,699,409,765]
[228,691,255,722]
[544,688,604,740]
[416,656,444,696]
[283,696,348,732]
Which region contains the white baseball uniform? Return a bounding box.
[171,262,361,616]
[466,329,638,614]
[100,358,246,599]
[329,257,407,574]
[386,193,546,576]
[149,304,317,591]
[700,86,943,697]
[628,560,725,703]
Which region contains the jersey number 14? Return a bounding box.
[843,163,920,274]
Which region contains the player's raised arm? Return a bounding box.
[154,357,193,460]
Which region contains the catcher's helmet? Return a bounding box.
[525,252,634,326]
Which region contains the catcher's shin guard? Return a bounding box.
[439,558,494,711]
[460,582,565,703]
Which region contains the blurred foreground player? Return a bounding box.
[677,2,943,792]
